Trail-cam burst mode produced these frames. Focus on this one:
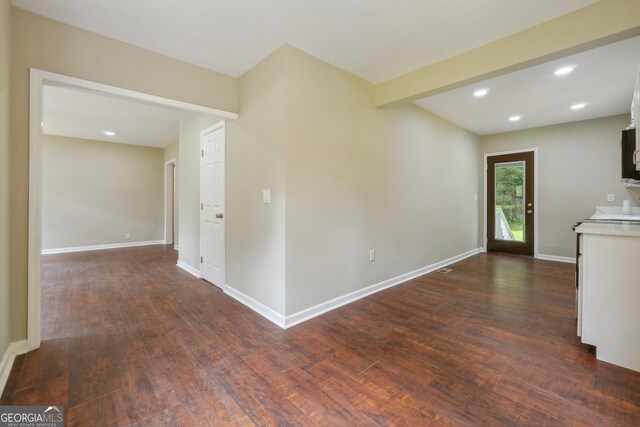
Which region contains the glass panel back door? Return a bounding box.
[487,151,534,256]
[494,161,525,242]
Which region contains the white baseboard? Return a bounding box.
[173,245,179,251]
[221,248,482,330]
[0,340,28,397]
[537,254,576,264]
[176,260,201,278]
[283,247,483,328]
[224,285,286,328]
[42,240,165,255]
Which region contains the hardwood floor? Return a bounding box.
[2,246,640,425]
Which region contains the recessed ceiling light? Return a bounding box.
[571,103,586,110]
[554,66,575,76]
[509,115,522,122]
[473,88,489,97]
[104,130,116,136]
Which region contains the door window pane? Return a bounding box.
[494,161,525,242]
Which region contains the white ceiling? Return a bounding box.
[43,86,182,148]
[414,36,640,135]
[21,0,636,137]
[12,0,597,83]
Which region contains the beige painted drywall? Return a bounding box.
[282,46,480,314]
[225,45,480,316]
[481,114,638,258]
[1,0,12,357]
[9,8,238,340]
[164,141,179,248]
[226,47,287,314]
[42,135,164,249]
[375,0,640,106]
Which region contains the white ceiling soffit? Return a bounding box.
[12,0,597,83]
[43,85,183,148]
[414,36,640,136]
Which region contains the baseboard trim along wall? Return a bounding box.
[0,340,28,397]
[537,254,576,264]
[176,260,201,278]
[224,247,483,330]
[224,285,286,328]
[42,240,165,255]
[284,247,483,328]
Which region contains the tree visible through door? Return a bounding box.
[487,151,534,255]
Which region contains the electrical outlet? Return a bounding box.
[125,233,131,240]
[369,250,375,262]
[607,194,615,202]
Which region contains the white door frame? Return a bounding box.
[483,148,539,258]
[164,159,176,246]
[28,69,238,350]
[199,121,226,288]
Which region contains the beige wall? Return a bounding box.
[42,135,164,249]
[1,0,12,354]
[283,46,480,314]
[227,47,287,314]
[9,8,238,340]
[226,45,480,316]
[481,114,638,258]
[164,141,179,248]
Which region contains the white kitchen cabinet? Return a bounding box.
[575,222,640,372]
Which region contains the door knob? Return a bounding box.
[527,210,533,214]
[215,213,224,219]
[527,203,532,207]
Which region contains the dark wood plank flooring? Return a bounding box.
[3,246,640,425]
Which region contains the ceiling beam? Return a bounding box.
[374,0,640,108]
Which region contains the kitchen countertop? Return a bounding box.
[575,221,640,237]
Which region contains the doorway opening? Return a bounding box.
[28,69,237,351]
[484,149,538,257]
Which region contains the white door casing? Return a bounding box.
[164,159,176,245]
[200,122,226,288]
[483,147,539,258]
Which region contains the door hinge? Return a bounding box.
[201,203,203,210]
[200,256,203,263]
[201,149,204,157]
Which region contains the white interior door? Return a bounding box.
[200,122,225,288]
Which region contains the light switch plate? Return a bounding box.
[263,189,271,204]
[607,193,615,202]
